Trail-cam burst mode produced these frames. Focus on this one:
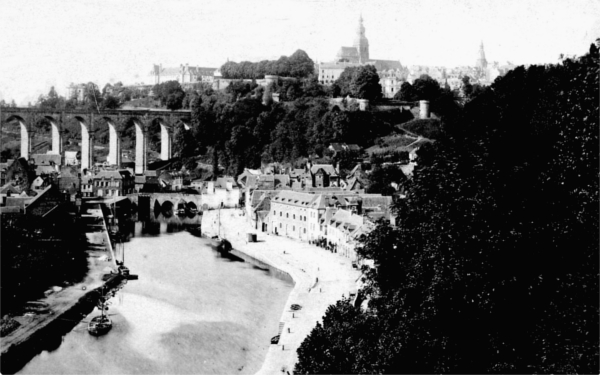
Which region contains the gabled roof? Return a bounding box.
[31,154,61,165]
[310,164,338,177]
[329,143,345,152]
[36,165,57,175]
[272,190,318,207]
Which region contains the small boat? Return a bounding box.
[216,238,232,253]
[188,207,198,214]
[88,315,112,336]
[177,208,186,216]
[88,288,112,336]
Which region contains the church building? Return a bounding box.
[318,15,405,98]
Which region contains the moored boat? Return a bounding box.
[88,287,112,336]
[88,315,112,336]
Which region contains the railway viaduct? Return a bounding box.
[0,108,191,175]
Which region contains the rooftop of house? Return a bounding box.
[31,153,61,165]
[94,170,132,179]
[272,190,319,207]
[310,164,338,176]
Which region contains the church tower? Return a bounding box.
[476,41,488,69]
[353,14,369,63]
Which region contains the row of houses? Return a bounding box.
[246,189,393,262]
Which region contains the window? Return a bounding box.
[286,213,289,218]
[293,226,295,231]
[293,214,295,220]
[280,212,282,217]
[304,228,306,233]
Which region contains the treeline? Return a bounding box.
[294,44,599,373]
[219,49,315,79]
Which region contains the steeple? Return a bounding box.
[476,41,488,69]
[353,14,369,63]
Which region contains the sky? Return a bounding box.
[0,0,598,105]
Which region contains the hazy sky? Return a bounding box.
[1,0,598,105]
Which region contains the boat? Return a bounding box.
[177,208,186,216]
[88,287,112,336]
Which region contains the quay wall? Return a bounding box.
[0,275,125,374]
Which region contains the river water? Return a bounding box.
[18,219,294,375]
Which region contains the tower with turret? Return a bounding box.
[353,15,370,63]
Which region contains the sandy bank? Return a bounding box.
[201,208,361,374]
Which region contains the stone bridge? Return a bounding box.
[129,193,202,216]
[0,108,192,174]
[129,192,239,218]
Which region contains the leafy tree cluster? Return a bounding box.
[461,75,485,102]
[152,80,185,110]
[220,49,315,79]
[394,74,460,117]
[295,44,599,374]
[175,86,404,177]
[330,65,382,100]
[268,75,327,102]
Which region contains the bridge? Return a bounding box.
[0,108,192,175]
[129,192,239,217]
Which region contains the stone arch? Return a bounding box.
[122,117,147,175]
[97,117,121,167]
[161,200,174,217]
[186,201,198,217]
[72,116,94,171]
[3,114,30,160]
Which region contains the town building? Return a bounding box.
[92,170,134,197]
[150,64,217,86]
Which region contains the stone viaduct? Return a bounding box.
[0,108,191,175]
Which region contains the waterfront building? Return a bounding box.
[268,190,392,243]
[200,177,241,210]
[158,170,184,191]
[92,170,134,197]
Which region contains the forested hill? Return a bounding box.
[294,45,599,374]
[174,86,415,176]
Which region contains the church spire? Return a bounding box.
[354,13,369,63]
[476,41,487,69]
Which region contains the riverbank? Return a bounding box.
[201,208,361,375]
[0,204,123,374]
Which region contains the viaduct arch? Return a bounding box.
[0,108,191,175]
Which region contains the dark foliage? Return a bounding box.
[295,44,599,374]
[220,49,315,79]
[1,206,90,313]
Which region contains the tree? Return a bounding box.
[153,80,185,110]
[101,95,120,110]
[350,65,382,100]
[332,66,357,97]
[394,81,416,101]
[288,49,315,78]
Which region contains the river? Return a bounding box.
[18,218,294,375]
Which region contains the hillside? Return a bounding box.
[397,118,442,139]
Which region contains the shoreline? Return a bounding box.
[0,204,124,374]
[201,208,361,374]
